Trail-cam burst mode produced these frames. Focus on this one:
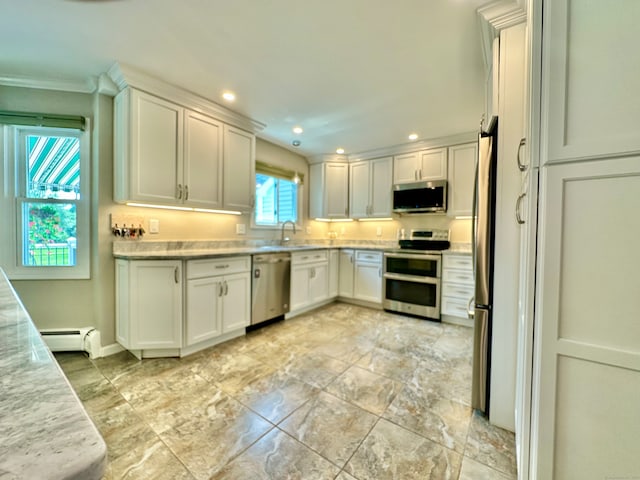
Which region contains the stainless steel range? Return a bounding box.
[383,229,450,320]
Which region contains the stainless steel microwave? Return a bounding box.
[392,180,447,213]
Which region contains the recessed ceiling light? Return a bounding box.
[222,91,236,102]
[408,133,419,141]
[292,126,303,134]
[336,148,345,154]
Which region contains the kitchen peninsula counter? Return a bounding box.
[0,269,106,480]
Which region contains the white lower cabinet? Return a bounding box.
[338,249,355,298]
[185,257,250,346]
[353,250,383,303]
[116,259,183,354]
[441,254,474,324]
[329,249,339,298]
[339,249,382,305]
[116,255,250,358]
[290,250,329,314]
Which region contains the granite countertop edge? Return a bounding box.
[0,268,107,480]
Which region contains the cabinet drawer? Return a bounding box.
[442,269,474,285]
[355,250,382,264]
[442,296,472,319]
[442,282,474,300]
[187,256,250,279]
[443,254,472,270]
[292,250,328,265]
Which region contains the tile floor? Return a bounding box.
[56,303,517,480]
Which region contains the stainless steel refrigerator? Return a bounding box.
[471,121,498,414]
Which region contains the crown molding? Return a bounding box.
[107,62,266,134]
[477,0,527,31]
[0,74,97,94]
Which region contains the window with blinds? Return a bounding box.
[254,161,301,226]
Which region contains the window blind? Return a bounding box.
[255,160,304,184]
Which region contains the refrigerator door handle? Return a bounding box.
[467,296,475,319]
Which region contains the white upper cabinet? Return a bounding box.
[114,86,255,212]
[349,156,392,219]
[447,142,478,217]
[393,147,447,184]
[184,110,223,209]
[310,162,349,219]
[542,0,640,163]
[222,125,256,212]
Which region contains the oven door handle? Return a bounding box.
[384,252,442,262]
[383,272,439,285]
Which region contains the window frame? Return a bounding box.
[252,171,303,230]
[0,124,91,280]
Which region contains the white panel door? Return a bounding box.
[223,125,255,212]
[542,0,640,163]
[418,148,447,181]
[325,163,349,218]
[184,110,223,209]
[533,156,640,479]
[369,156,393,217]
[349,161,370,219]
[339,250,354,298]
[290,264,311,311]
[309,263,329,304]
[186,276,222,345]
[130,90,182,203]
[354,262,382,303]
[447,143,477,217]
[130,260,182,349]
[221,272,250,333]
[329,249,339,298]
[393,152,418,184]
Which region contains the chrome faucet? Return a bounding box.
[281,220,297,245]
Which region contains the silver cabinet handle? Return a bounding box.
[184,185,189,201]
[224,280,228,296]
[517,138,527,172]
[516,192,526,225]
[174,267,179,284]
[176,184,183,200]
[215,264,230,269]
[218,282,224,297]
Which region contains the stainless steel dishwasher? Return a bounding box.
[251,252,291,325]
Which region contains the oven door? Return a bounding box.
[384,252,441,278]
[383,273,441,320]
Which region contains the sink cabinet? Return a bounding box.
[289,250,330,314]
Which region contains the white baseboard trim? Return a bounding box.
[100,342,126,358]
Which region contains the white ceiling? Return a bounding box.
[0,0,491,158]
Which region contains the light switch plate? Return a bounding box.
[236,223,246,235]
[305,226,311,234]
[376,227,382,237]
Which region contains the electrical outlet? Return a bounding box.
[149,219,160,234]
[376,226,382,237]
[236,223,246,235]
[305,226,311,234]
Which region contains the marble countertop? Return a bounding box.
[113,240,397,259]
[0,269,107,480]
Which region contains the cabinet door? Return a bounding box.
[393,152,418,184]
[130,260,182,349]
[447,143,478,217]
[354,262,382,303]
[338,250,354,298]
[221,272,250,333]
[418,148,447,181]
[325,163,349,218]
[369,156,393,217]
[309,263,329,304]
[349,161,370,219]
[329,249,339,298]
[129,90,183,203]
[184,111,223,209]
[223,125,255,212]
[186,276,222,345]
[290,264,311,311]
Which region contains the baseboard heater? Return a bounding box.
[40,327,101,359]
